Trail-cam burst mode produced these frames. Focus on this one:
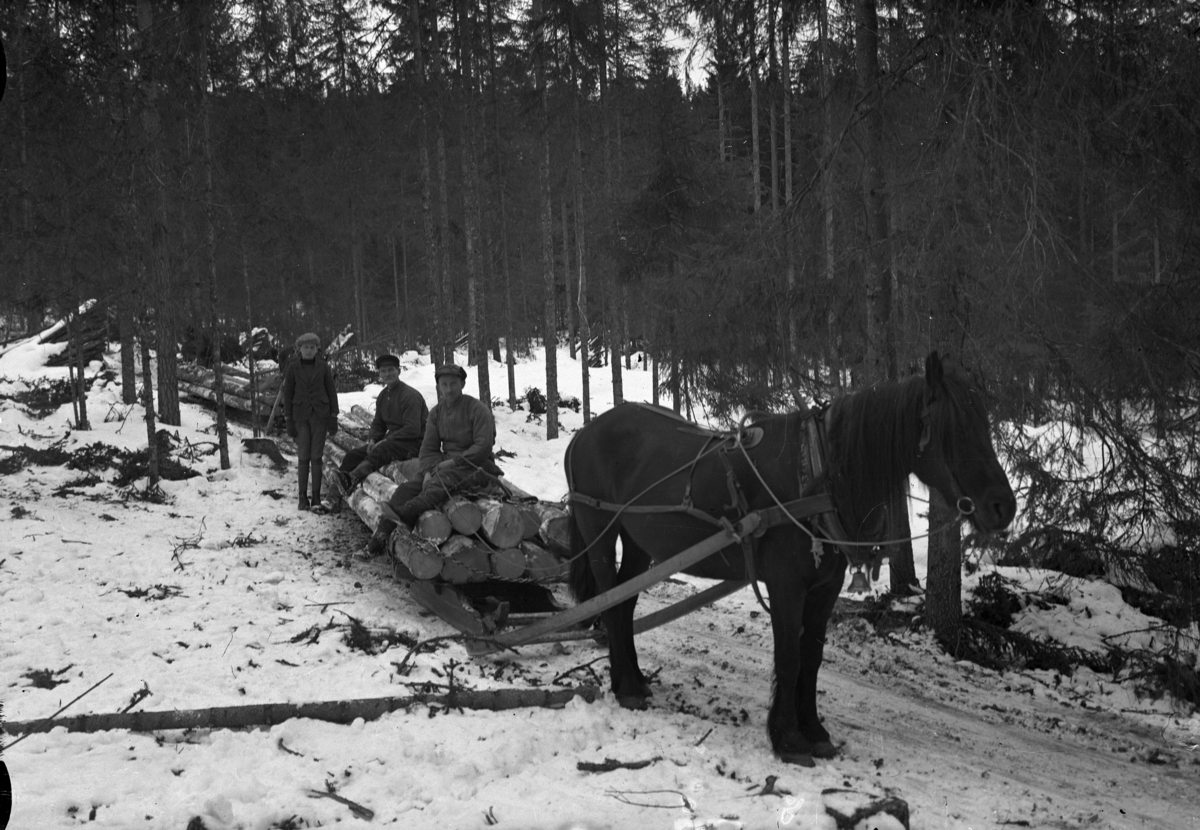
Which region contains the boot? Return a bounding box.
[297,463,310,511]
[359,518,396,560]
[348,460,372,492]
[309,461,326,513]
[397,486,448,527]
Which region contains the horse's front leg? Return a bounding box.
[598,533,652,709]
[793,555,847,759]
[764,566,816,767]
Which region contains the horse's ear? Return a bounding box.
[924,351,945,396]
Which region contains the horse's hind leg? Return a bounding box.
[598,529,652,709]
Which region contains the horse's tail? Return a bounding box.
[567,509,597,603]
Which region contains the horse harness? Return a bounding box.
[567,403,865,613]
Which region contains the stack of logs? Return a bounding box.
[177,363,279,418]
[31,300,109,367]
[325,405,574,585]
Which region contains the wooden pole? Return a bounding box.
[3,686,600,736]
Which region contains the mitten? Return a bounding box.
[328,416,339,436]
[286,419,298,438]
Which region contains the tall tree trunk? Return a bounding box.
[821,0,839,388]
[433,10,454,364]
[781,3,797,376]
[748,4,762,212]
[186,0,229,468]
[855,0,896,385]
[242,242,260,437]
[137,0,180,428]
[118,280,138,404]
[460,0,490,406]
[484,0,517,407]
[533,0,558,439]
[598,6,622,406]
[411,0,442,364]
[561,200,575,358]
[925,264,966,632]
[856,0,909,591]
[138,306,160,488]
[925,488,963,648]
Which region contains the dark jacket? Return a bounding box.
[370,380,429,457]
[418,394,501,476]
[282,357,338,422]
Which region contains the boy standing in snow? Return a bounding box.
[281,332,339,511]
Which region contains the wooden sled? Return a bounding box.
[407,494,835,657]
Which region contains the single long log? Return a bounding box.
[443,496,483,536]
[2,686,600,736]
[491,547,527,580]
[515,505,542,541]
[346,488,387,532]
[178,363,278,397]
[477,498,525,549]
[380,458,423,483]
[440,535,491,582]
[361,472,398,505]
[539,516,572,556]
[178,380,272,416]
[348,404,375,429]
[415,509,453,544]
[389,527,444,580]
[523,541,570,582]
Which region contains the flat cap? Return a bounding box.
[435,364,468,381]
[295,332,320,348]
[375,353,401,369]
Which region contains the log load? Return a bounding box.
[305,403,575,585]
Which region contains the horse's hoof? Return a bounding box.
[777,749,815,768]
[615,694,648,710]
[809,740,838,759]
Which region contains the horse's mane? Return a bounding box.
[823,368,979,540]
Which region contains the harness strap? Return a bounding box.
[716,448,770,613]
[804,413,867,567]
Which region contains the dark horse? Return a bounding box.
[566,352,1016,766]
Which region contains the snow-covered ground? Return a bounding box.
[1,336,1197,830]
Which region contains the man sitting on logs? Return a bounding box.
[334,353,429,497]
[366,363,501,557]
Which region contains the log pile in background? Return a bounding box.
[326,407,573,586]
[177,362,280,417]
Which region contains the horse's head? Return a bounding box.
[911,352,1016,534]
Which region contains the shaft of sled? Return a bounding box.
[478,515,760,652]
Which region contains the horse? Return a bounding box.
[566,351,1016,766]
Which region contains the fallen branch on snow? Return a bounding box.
[2,684,600,736]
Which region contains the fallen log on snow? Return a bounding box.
[2,685,600,736]
[177,378,273,417]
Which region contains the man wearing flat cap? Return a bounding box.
[366,363,501,557]
[335,353,429,499]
